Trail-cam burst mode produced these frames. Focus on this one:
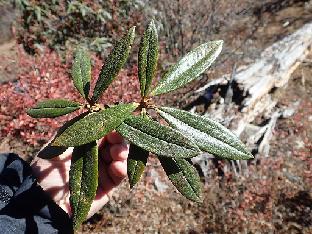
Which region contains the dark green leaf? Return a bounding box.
[151,41,223,96]
[37,112,89,159]
[52,103,138,147]
[159,157,202,202]
[92,27,136,102]
[70,141,98,231]
[158,107,253,160]
[72,47,92,99]
[138,20,159,97]
[27,99,81,118]
[117,115,200,158]
[128,144,149,188]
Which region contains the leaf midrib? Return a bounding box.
[161,110,246,156]
[174,158,200,200]
[123,122,198,151]
[32,106,80,110]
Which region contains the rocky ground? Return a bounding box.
[0,0,311,233]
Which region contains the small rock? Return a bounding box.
[148,168,169,192]
[283,21,290,27]
[284,171,302,184]
[192,154,214,182]
[153,178,168,192]
[295,139,305,149]
[282,101,300,118]
[0,139,10,153]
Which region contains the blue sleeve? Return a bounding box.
[0,153,72,234]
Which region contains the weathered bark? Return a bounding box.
[191,22,312,177]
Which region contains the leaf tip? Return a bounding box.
[246,151,254,159]
[211,40,223,58]
[190,193,203,203]
[237,151,254,160]
[26,108,33,117]
[128,26,136,43]
[215,40,224,46]
[148,19,156,30]
[129,183,136,189]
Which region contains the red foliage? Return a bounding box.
[0,46,140,146]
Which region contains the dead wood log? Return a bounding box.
[192,22,312,178]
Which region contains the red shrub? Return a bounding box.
[0,46,140,146]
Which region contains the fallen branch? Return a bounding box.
[191,21,312,177]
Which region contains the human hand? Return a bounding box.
[30,132,129,218]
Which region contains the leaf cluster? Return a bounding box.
[27,20,253,232]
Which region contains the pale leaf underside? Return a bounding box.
[158,107,253,160]
[151,40,223,96]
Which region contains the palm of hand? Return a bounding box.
[31,132,129,218]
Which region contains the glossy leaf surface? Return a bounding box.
[151,40,223,96]
[27,99,81,118]
[92,27,136,102]
[70,141,98,231]
[138,20,158,96]
[158,107,253,160]
[127,144,149,188]
[52,103,138,147]
[159,157,202,202]
[71,48,91,98]
[117,115,200,158]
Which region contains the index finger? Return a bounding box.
[106,131,124,144]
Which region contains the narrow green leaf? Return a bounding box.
[70,141,98,231]
[151,40,223,96]
[128,144,149,188]
[72,47,91,98]
[52,103,138,147]
[159,157,202,202]
[117,115,201,158]
[158,107,253,160]
[27,99,81,118]
[37,112,89,159]
[92,27,136,102]
[138,20,159,97]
